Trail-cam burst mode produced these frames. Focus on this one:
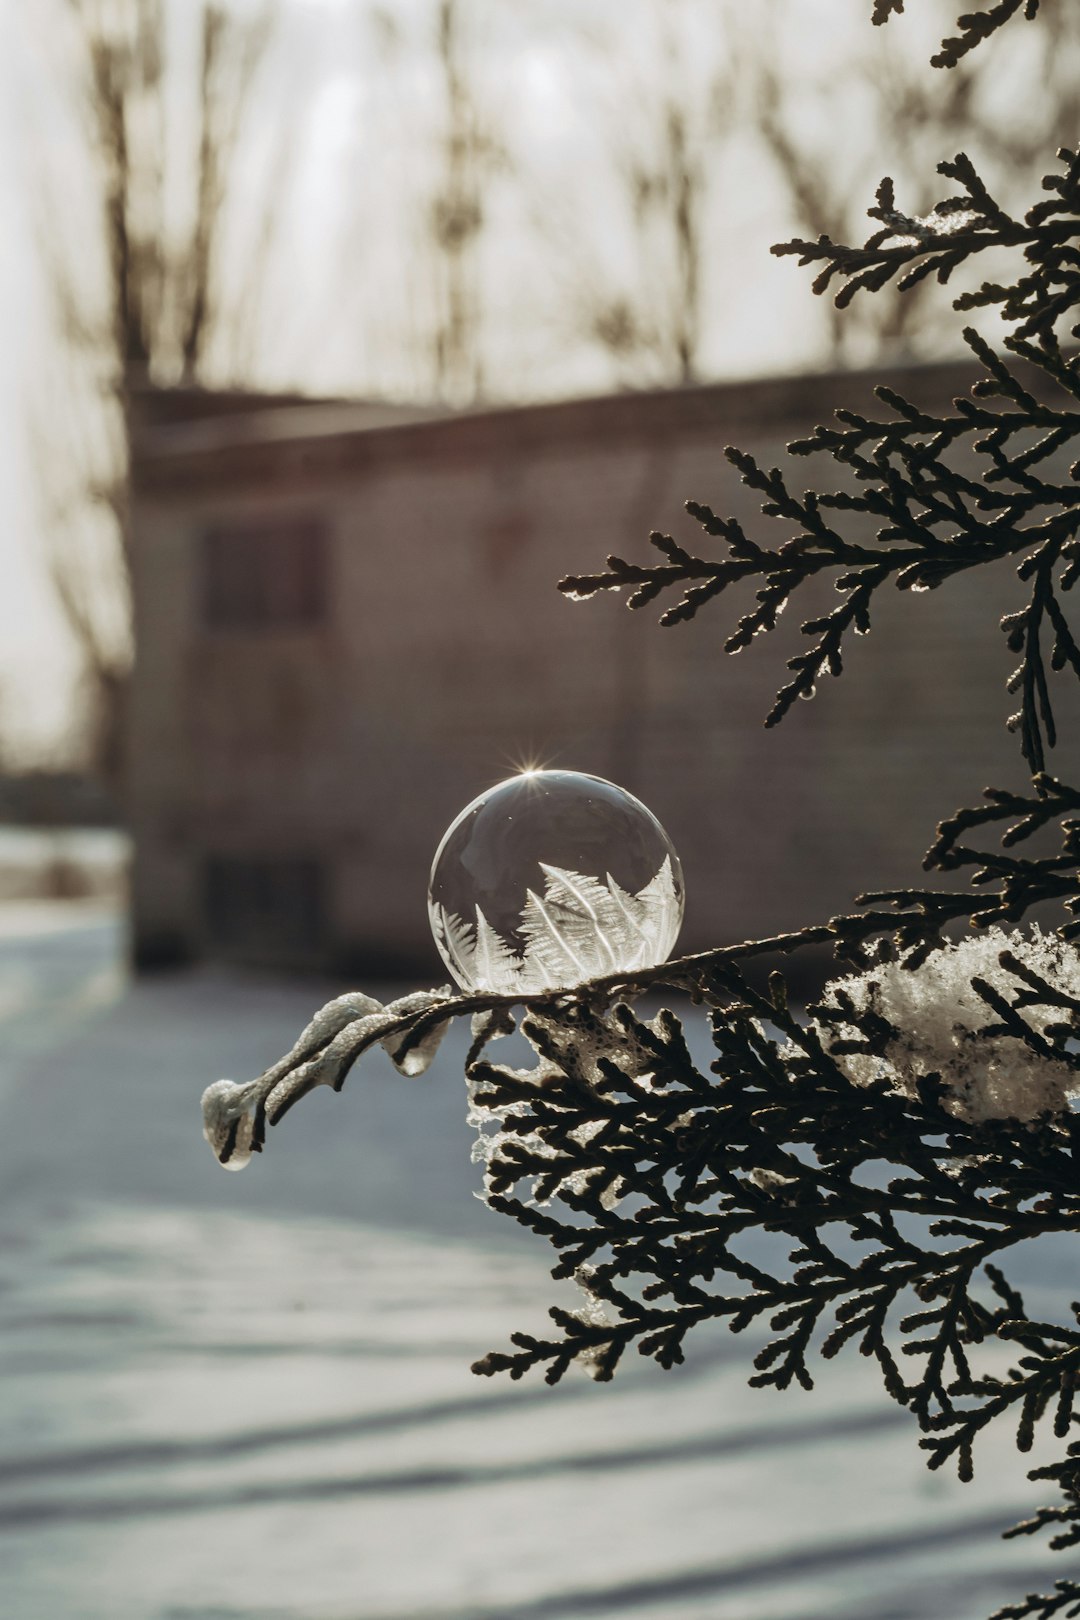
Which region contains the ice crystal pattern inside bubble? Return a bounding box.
[432,856,681,993]
[428,770,684,994]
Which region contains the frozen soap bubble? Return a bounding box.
[428,769,684,994]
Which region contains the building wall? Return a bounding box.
[128,368,1069,976]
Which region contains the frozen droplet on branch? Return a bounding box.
[428,769,684,993]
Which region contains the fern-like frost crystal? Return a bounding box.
[428,770,684,992]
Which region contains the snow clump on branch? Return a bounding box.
[811,927,1080,1124]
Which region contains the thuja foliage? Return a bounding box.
[871,0,1042,70]
[203,5,1080,1617]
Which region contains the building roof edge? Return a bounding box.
[129,357,1003,497]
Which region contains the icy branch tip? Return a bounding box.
[202,1077,261,1171]
[201,987,458,1171]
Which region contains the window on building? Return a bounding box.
[204,857,325,959]
[202,516,328,628]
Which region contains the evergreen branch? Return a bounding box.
[208,14,1080,1618]
[561,400,1080,765]
[991,1580,1080,1620]
[204,830,1080,1620]
[931,1,1040,70]
[562,148,1080,781]
[869,0,1041,65]
[871,0,906,24]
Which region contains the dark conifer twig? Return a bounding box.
[206,9,1080,1617]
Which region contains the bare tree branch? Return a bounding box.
[35,0,280,785]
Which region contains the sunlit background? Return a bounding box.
[2,2,1080,1616]
[3,0,1078,759]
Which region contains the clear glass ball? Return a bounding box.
[428,769,684,993]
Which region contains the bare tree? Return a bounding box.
[551,0,1080,385]
[423,0,508,403]
[37,0,278,790]
[578,0,729,387]
[745,0,1080,364]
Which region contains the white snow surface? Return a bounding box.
[0,902,1072,1619]
[814,926,1080,1122]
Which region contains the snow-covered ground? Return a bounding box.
[0,902,1070,1620]
[0,827,128,901]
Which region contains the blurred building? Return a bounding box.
[127,365,1047,977]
